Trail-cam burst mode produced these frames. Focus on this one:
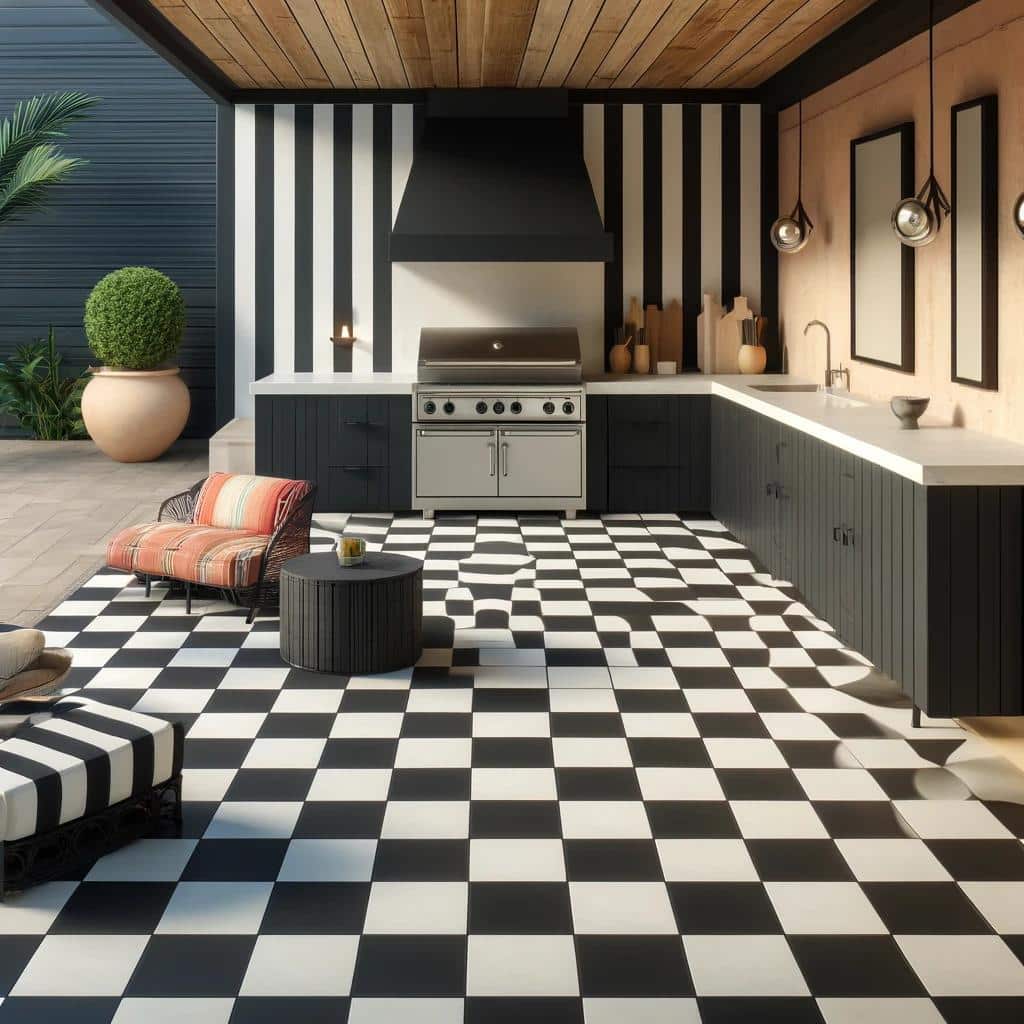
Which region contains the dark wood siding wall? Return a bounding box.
[0,0,216,438]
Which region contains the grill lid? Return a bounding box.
[417,327,581,384]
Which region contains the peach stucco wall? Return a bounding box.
[778,0,1024,441]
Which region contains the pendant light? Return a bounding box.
[891,0,950,247]
[770,99,814,254]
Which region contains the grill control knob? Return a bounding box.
[443,401,455,415]
[475,401,488,414]
[423,400,436,415]
[492,401,505,414]
[562,401,575,415]
[543,401,556,415]
[510,401,522,415]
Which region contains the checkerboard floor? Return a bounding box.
[6,512,1024,1024]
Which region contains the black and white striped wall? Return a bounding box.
[227,101,772,418]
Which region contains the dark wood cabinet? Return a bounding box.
[710,395,1024,718]
[255,396,411,512]
[592,394,710,513]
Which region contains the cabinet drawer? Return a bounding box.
[327,399,389,467]
[608,398,677,467]
[608,467,679,512]
[325,466,389,512]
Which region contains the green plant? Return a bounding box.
[0,92,98,230]
[0,328,87,439]
[84,266,186,369]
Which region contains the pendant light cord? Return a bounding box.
[928,0,935,175]
[797,99,803,200]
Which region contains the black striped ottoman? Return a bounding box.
[0,696,184,894]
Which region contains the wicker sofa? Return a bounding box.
[106,472,316,622]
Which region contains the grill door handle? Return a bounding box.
[500,442,509,477]
[417,429,496,438]
[499,430,581,438]
[487,442,496,477]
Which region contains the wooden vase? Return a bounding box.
[737,344,768,375]
[609,344,631,374]
[633,345,651,375]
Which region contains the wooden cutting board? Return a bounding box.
[645,305,661,374]
[660,300,683,371]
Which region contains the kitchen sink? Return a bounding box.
[751,384,820,392]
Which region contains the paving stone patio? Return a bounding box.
[0,439,208,625]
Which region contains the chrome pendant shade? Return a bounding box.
[771,100,814,254]
[892,0,949,247]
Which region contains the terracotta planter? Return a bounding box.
[82,366,190,462]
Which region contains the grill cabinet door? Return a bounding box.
[415,429,498,498]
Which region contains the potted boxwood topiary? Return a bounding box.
[81,266,190,461]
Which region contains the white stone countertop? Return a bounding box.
[251,371,1024,486]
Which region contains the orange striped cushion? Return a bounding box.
[192,473,309,535]
[107,522,269,589]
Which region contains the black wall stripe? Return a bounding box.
[333,105,353,373]
[642,104,662,311]
[253,104,275,381]
[721,104,741,309]
[216,104,234,427]
[760,107,780,370]
[681,104,702,369]
[294,104,314,372]
[372,106,393,373]
[603,105,623,370]
[570,103,584,154]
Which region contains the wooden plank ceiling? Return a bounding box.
[149,0,876,91]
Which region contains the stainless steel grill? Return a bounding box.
[412,328,586,518]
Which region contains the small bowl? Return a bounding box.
[336,535,366,565]
[890,396,929,429]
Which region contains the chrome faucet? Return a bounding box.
[804,320,849,391]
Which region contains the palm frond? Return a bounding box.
[0,143,86,227]
[0,92,98,184]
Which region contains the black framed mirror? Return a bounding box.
[951,94,998,390]
[850,123,915,371]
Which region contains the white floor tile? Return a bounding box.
[204,801,302,839]
[381,801,470,839]
[836,839,950,882]
[347,999,464,1024]
[552,736,632,768]
[241,738,326,769]
[816,998,944,1024]
[240,934,359,995]
[893,800,1013,839]
[0,882,77,935]
[560,801,652,839]
[278,839,377,882]
[895,934,1024,996]
[307,769,392,802]
[112,998,234,1024]
[364,882,468,934]
[636,767,725,802]
[795,768,889,802]
[682,934,809,997]
[569,882,677,934]
[469,839,567,882]
[583,999,701,1024]
[394,738,472,769]
[11,934,149,995]
[703,738,787,769]
[731,801,828,839]
[961,882,1024,934]
[157,882,272,934]
[86,839,198,883]
[765,882,887,934]
[471,767,557,801]
[467,934,579,996]
[656,839,759,882]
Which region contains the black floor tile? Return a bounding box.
[351,935,467,996]
[468,882,574,933]
[575,935,694,996]
[127,935,256,996]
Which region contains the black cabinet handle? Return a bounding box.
[344,419,364,426]
[843,528,854,547]
[832,526,842,542]
[341,465,366,471]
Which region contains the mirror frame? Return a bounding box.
[850,123,916,372]
[951,94,998,390]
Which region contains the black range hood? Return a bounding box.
[391,92,612,263]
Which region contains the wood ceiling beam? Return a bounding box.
[421,0,458,86]
[517,0,573,87]
[563,0,640,87]
[481,0,540,86]
[347,0,410,87]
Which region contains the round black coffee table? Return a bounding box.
[279,552,423,675]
